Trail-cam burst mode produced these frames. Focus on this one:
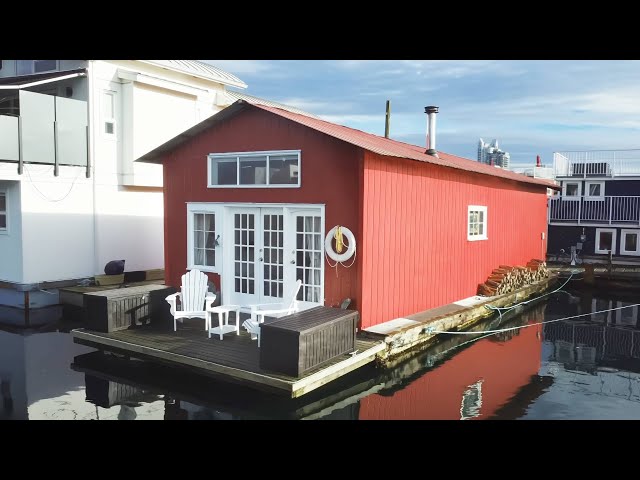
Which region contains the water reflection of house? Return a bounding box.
[358,306,546,420]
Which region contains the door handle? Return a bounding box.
[290,260,296,264]
[259,257,263,261]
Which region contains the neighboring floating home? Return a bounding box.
[137,101,557,329]
[0,60,305,326]
[548,149,640,262]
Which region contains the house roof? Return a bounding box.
[136,100,559,190]
[221,90,320,118]
[140,61,247,89]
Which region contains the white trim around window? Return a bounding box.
[467,205,488,241]
[595,228,617,254]
[562,181,581,200]
[0,191,7,234]
[187,203,222,274]
[620,229,640,256]
[102,90,117,139]
[585,181,604,200]
[207,150,301,188]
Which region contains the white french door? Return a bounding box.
[223,204,324,309]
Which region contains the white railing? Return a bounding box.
[511,166,556,180]
[554,150,640,177]
[549,196,640,225]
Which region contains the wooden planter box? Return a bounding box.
[259,306,359,377]
[84,285,176,333]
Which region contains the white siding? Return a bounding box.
[19,165,94,283]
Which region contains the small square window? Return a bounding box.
[585,181,604,200]
[595,228,616,254]
[468,206,487,241]
[565,184,579,196]
[621,229,640,256]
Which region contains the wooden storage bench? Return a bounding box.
[259,306,359,377]
[84,284,176,333]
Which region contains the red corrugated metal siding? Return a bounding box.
[360,151,549,329]
[359,320,543,419]
[162,108,361,309]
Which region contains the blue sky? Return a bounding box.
[204,60,640,168]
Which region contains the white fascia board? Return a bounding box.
[116,69,208,98]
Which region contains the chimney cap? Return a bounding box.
[425,106,439,114]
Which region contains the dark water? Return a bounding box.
[2,289,640,420]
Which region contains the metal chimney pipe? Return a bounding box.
[385,100,391,138]
[425,106,439,156]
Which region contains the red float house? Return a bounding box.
[137,100,557,329]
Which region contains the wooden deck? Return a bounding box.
[71,320,384,398]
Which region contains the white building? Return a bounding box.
[0,60,248,325]
[477,138,511,169]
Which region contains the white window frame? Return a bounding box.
[562,181,581,200]
[467,205,488,241]
[207,150,301,188]
[620,229,640,256]
[102,90,117,139]
[0,191,7,235]
[595,228,617,254]
[187,203,222,274]
[585,181,604,200]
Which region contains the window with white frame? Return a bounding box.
[208,150,300,188]
[468,205,487,241]
[562,181,581,199]
[16,60,58,76]
[585,181,604,200]
[620,229,640,256]
[102,91,116,136]
[187,204,221,273]
[0,192,6,233]
[595,228,617,254]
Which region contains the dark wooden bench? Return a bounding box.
[84,284,177,333]
[259,306,359,377]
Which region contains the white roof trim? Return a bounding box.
[139,60,247,89]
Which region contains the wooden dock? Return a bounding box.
[71,321,384,398]
[362,275,559,364]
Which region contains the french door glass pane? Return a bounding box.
[263,213,284,298]
[296,214,322,302]
[234,213,255,294]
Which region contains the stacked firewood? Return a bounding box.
[477,259,549,296]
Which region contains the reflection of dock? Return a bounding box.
[72,322,384,399]
[72,300,552,420]
[544,321,640,369]
[72,351,384,420]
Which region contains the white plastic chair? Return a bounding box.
[241,280,303,347]
[166,269,216,332]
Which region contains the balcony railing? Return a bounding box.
[0,90,88,176]
[554,150,640,177]
[549,196,640,225]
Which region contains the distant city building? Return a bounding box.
[477,138,511,169]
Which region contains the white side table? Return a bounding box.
[206,305,241,340]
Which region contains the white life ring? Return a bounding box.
[325,226,356,263]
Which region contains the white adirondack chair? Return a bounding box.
[166,269,216,332]
[241,279,303,347]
